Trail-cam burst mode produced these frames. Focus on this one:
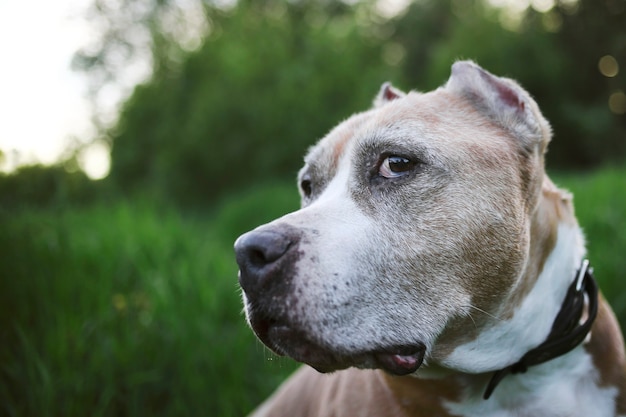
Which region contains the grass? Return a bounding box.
[0,185,300,417]
[0,166,625,416]
[552,166,626,322]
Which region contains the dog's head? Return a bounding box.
[235,61,557,376]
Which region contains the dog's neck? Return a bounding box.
[435,178,585,373]
[397,178,622,414]
[482,258,597,399]
[382,264,618,416]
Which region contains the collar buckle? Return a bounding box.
[575,259,590,292]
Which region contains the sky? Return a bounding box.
[0,0,110,178]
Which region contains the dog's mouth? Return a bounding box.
[250,315,426,376]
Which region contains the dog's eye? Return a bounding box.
[300,177,313,198]
[379,156,416,178]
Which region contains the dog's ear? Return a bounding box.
[445,61,551,154]
[373,82,406,107]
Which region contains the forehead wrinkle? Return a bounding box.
[329,112,376,166]
[308,90,451,172]
[304,109,376,174]
[307,87,520,178]
[352,97,452,168]
[379,91,525,170]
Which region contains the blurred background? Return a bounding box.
[0,0,624,415]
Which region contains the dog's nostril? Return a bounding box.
[237,232,292,266]
[247,244,289,268]
[248,248,269,267]
[234,229,296,293]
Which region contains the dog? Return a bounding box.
[234,61,626,416]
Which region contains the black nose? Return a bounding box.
[234,229,296,296]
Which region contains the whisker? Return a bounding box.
[466,309,478,329]
[465,304,504,322]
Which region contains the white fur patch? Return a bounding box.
[445,348,618,416]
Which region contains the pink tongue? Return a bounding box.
[392,354,419,369]
[375,352,423,375]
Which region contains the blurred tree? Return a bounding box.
[71,0,209,132]
[74,0,625,206]
[548,0,626,167]
[107,0,399,204]
[0,165,99,208]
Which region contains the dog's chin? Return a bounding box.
[249,316,426,376]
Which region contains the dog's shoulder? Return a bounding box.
[586,296,626,415]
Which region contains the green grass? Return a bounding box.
[0,184,300,417]
[552,166,626,323]
[0,167,625,416]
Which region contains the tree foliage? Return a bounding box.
[0,165,99,209]
[79,0,624,205]
[108,0,399,204]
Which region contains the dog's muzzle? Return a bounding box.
[234,225,302,350]
[235,226,426,376]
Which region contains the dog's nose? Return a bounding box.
[235,229,296,296]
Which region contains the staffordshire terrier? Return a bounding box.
[234,61,626,416]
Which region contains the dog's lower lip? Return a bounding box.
[266,324,338,366]
[374,345,426,376]
[255,319,426,375]
[374,350,424,376]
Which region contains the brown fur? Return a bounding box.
[586,295,626,413]
[253,367,462,417]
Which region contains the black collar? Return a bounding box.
[483,259,599,400]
